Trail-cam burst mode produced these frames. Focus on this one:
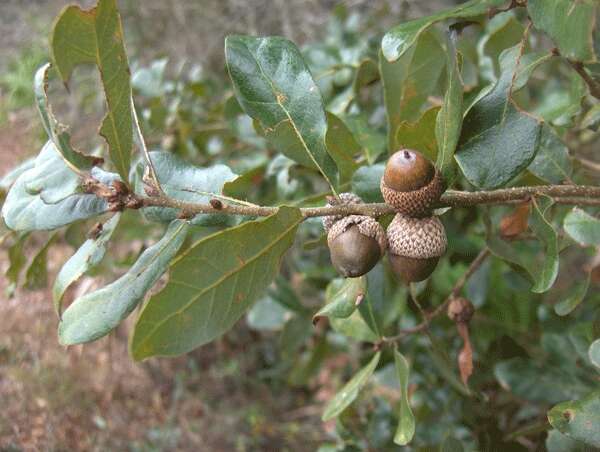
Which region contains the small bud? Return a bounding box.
[125,197,144,209]
[112,180,129,195]
[210,198,223,210]
[447,297,474,323]
[87,222,103,239]
[177,209,195,220]
[108,200,124,212]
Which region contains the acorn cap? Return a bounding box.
[381,171,443,217]
[387,213,447,259]
[322,192,364,232]
[327,215,387,255]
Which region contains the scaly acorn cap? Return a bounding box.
[327,215,387,278]
[387,213,447,282]
[322,192,364,232]
[380,149,444,217]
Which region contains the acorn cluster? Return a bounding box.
[325,149,447,282]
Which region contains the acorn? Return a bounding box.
[327,215,387,278]
[387,213,447,282]
[380,149,444,217]
[322,192,363,233]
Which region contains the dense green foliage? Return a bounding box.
[2,0,600,449]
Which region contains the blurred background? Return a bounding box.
[0,1,457,451]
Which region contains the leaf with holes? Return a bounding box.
[34,63,102,172]
[130,207,302,360]
[225,36,338,192]
[51,0,132,180]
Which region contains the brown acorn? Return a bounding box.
[387,213,447,282]
[328,215,387,278]
[322,192,363,233]
[380,149,443,217]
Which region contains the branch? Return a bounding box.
[138,185,600,218]
[82,173,600,217]
[554,49,600,100]
[382,248,490,343]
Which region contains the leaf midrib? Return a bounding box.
[239,39,337,194]
[132,215,301,353]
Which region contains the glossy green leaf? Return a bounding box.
[330,310,379,343]
[53,214,121,316]
[528,0,597,62]
[2,142,109,232]
[554,273,590,316]
[351,164,385,203]
[34,63,101,172]
[477,13,526,83]
[548,391,600,447]
[381,0,505,62]
[589,339,600,370]
[325,112,360,184]
[527,126,572,184]
[59,220,189,345]
[380,33,445,150]
[24,233,57,290]
[352,59,379,95]
[564,208,600,247]
[322,352,381,421]
[435,34,463,184]
[455,46,548,189]
[530,199,559,293]
[314,277,366,324]
[225,36,338,193]
[396,107,439,162]
[51,0,132,181]
[393,349,415,446]
[134,151,237,226]
[487,236,535,287]
[130,207,302,360]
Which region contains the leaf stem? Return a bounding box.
[131,96,164,195]
[382,248,490,343]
